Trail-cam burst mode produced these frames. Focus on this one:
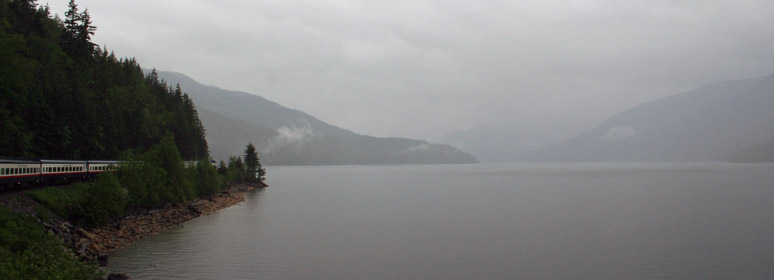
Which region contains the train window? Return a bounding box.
[1,169,4,175]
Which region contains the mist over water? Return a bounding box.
[108,163,774,279]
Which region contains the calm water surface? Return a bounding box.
[107,163,774,279]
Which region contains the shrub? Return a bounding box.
[0,207,100,279]
[193,159,224,196]
[73,173,128,227]
[119,159,166,209]
[28,186,82,219]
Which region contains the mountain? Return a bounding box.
[729,140,774,162]
[153,71,478,165]
[536,73,774,162]
[444,120,584,162]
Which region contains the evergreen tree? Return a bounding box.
[0,0,210,160]
[244,143,259,182]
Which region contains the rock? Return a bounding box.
[76,228,95,240]
[107,273,131,280]
[77,241,89,257]
[98,255,109,267]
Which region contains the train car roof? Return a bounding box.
[0,157,39,164]
[40,159,88,164]
[87,160,120,164]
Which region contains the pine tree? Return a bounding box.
[244,143,259,182]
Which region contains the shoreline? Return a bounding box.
[87,183,264,257]
[1,182,266,267]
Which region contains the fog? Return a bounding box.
[46,0,774,143]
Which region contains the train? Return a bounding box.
[0,158,208,191]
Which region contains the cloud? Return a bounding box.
[600,126,636,144]
[260,119,317,153]
[45,0,774,141]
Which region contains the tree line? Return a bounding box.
[0,1,267,278]
[1,0,207,160]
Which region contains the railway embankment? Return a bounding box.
[0,182,266,267]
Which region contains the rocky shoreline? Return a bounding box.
[0,182,266,271]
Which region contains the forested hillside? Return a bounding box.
[156,70,478,165]
[0,0,207,160]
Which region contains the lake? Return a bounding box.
[106,163,774,279]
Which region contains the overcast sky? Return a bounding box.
[45,0,774,141]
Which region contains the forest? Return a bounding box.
[0,1,265,278]
[0,0,208,160]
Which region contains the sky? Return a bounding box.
[45,0,774,142]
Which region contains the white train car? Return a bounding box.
[0,158,41,189]
[40,159,88,182]
[87,160,119,178]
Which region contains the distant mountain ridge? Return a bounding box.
[536,73,774,162]
[152,70,478,165]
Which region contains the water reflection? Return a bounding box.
[107,163,774,280]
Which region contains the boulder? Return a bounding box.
[106,273,131,280]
